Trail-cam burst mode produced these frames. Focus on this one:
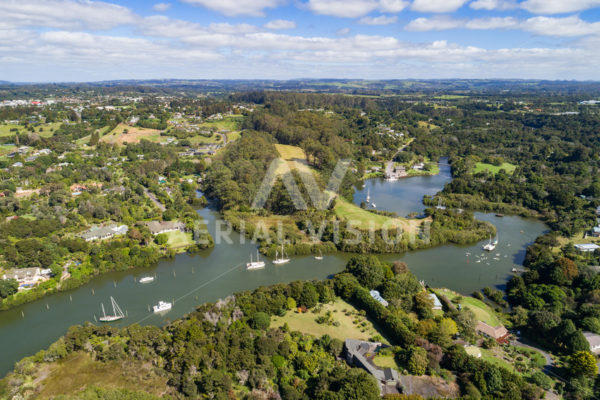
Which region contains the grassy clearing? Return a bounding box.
[473,162,517,175]
[0,122,62,138]
[164,230,194,249]
[480,348,518,374]
[35,352,170,398]
[373,355,400,370]
[333,198,424,234]
[271,298,387,343]
[435,288,502,327]
[188,133,223,145]
[274,144,312,175]
[417,120,439,130]
[101,123,164,145]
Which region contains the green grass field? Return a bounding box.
[373,355,400,370]
[271,298,387,343]
[0,122,62,138]
[165,230,194,249]
[480,348,518,374]
[435,288,502,327]
[333,198,423,234]
[473,162,517,175]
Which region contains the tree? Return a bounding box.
[0,279,18,298]
[299,283,319,308]
[407,347,428,375]
[286,297,297,310]
[439,318,458,337]
[155,233,168,246]
[250,312,271,330]
[569,351,598,376]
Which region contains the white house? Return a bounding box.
[584,332,600,354]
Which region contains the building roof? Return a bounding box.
[144,220,185,235]
[345,339,398,383]
[575,243,600,252]
[476,321,509,340]
[80,224,128,240]
[584,331,600,350]
[2,267,41,281]
[429,293,443,309]
[369,290,389,307]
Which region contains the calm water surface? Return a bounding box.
[0,160,546,376]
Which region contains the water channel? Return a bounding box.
[0,159,547,376]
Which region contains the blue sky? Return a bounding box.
[1,0,600,82]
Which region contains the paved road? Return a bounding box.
[143,188,166,212]
[510,336,553,368]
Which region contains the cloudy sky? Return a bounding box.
[1,0,600,82]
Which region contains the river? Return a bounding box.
[0,159,547,376]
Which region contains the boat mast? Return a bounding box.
[101,303,106,319]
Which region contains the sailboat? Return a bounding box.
[482,235,498,251]
[366,188,370,203]
[372,202,377,208]
[273,244,291,265]
[315,249,324,260]
[246,250,266,270]
[99,296,125,322]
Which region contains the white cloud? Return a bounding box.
[359,15,398,25]
[152,2,171,12]
[305,0,407,18]
[377,0,409,12]
[469,0,517,11]
[0,0,137,30]
[406,16,518,31]
[337,27,351,35]
[522,15,600,36]
[520,0,600,14]
[181,0,283,16]
[265,19,297,30]
[410,0,468,13]
[406,15,600,37]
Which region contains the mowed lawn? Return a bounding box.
[473,162,517,175]
[334,198,424,234]
[165,230,194,249]
[435,288,502,327]
[271,298,387,343]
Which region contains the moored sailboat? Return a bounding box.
[99,296,125,322]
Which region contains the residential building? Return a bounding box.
[583,332,600,354]
[429,293,443,310]
[575,243,600,253]
[369,290,389,307]
[344,339,400,395]
[80,224,129,242]
[144,220,186,235]
[476,321,509,342]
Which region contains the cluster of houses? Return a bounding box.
[375,124,404,139]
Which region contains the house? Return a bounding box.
[80,224,129,242]
[2,267,49,289]
[429,293,443,310]
[591,227,600,238]
[369,290,389,307]
[476,321,509,342]
[344,339,400,395]
[144,220,185,235]
[583,332,600,354]
[575,243,600,253]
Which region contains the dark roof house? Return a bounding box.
[344,339,400,395]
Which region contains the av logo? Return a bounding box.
[251,158,351,211]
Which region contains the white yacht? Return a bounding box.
[246,250,266,270]
[315,249,324,260]
[273,244,290,265]
[153,301,172,313]
[99,297,125,322]
[139,276,154,284]
[366,188,370,203]
[483,235,498,251]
